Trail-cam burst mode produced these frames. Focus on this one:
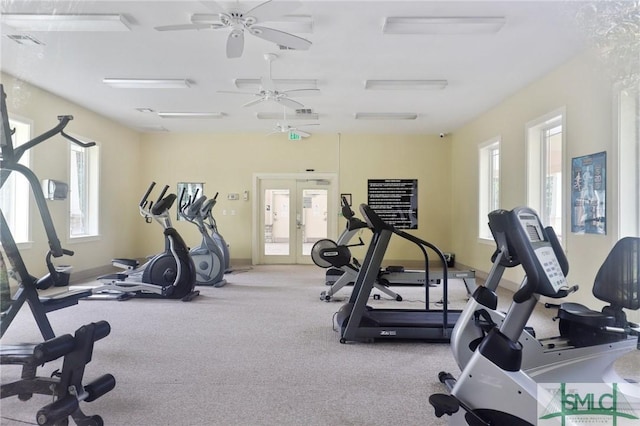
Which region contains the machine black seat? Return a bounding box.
[557,302,615,329]
[40,289,93,311]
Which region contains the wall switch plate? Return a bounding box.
[227,193,239,200]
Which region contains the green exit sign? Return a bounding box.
[288,131,301,141]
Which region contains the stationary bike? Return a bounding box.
[311,196,402,302]
[94,182,200,301]
[430,206,640,425]
[446,209,609,381]
[179,190,226,287]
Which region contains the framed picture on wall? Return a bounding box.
[571,151,606,235]
[176,182,204,221]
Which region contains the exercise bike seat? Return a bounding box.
[557,302,615,329]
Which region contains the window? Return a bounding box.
[478,137,500,240]
[617,85,639,237]
[526,108,565,239]
[69,141,99,238]
[0,117,31,243]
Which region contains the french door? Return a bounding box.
[254,174,337,264]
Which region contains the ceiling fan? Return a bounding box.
[154,0,312,58]
[268,107,319,138]
[220,53,319,109]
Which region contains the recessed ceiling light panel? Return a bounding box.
[383,16,506,35]
[157,112,225,119]
[103,79,191,89]
[1,14,131,32]
[355,112,418,120]
[365,80,448,90]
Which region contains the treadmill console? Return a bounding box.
[513,207,568,296]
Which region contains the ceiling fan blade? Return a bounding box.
[226,29,245,58]
[249,26,311,50]
[282,88,320,97]
[297,123,320,128]
[245,0,302,23]
[154,23,216,31]
[276,97,304,110]
[242,97,266,108]
[294,130,311,138]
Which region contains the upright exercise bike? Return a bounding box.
[430,206,640,425]
[179,191,226,287]
[93,182,199,301]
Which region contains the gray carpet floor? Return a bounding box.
[1,265,638,426]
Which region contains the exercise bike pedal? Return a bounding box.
[181,290,200,302]
[429,393,460,417]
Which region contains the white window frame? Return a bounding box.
[525,107,566,241]
[68,139,100,240]
[1,115,32,246]
[478,136,501,242]
[615,84,639,238]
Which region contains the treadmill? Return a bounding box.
[335,204,462,343]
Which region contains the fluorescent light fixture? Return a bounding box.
[139,126,169,132]
[191,14,313,33]
[5,34,44,46]
[257,112,318,120]
[365,80,448,90]
[1,14,131,32]
[355,112,418,120]
[235,79,318,90]
[157,112,225,119]
[103,79,191,89]
[383,17,506,35]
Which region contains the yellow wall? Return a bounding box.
[1,73,142,277]
[450,51,622,313]
[137,132,453,263]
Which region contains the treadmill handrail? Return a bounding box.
[358,203,452,330]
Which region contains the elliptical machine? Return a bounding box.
[430,206,640,425]
[93,182,199,301]
[200,193,231,274]
[179,191,227,287]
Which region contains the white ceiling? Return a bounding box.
[0,1,591,135]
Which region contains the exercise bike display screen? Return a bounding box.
[516,209,568,294]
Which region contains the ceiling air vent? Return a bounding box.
[295,109,313,115]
